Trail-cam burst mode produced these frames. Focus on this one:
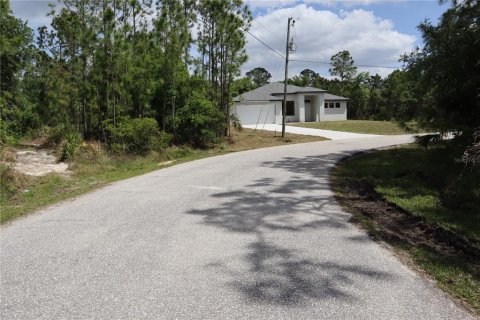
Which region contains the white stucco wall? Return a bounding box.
[322,101,347,121]
[234,93,347,125]
[232,102,276,125]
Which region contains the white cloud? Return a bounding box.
[245,0,298,11]
[245,0,406,10]
[243,4,415,80]
[11,1,56,32]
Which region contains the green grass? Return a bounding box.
[332,143,480,314]
[409,247,480,313]
[290,120,421,135]
[0,129,327,224]
[335,145,480,240]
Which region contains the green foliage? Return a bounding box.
[337,144,480,240]
[403,0,480,132]
[231,77,256,97]
[59,132,83,161]
[245,67,271,87]
[154,131,174,150]
[175,95,225,147]
[230,113,243,132]
[329,50,357,83]
[105,117,159,155]
[0,164,16,200]
[47,125,69,147]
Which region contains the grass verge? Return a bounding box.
[0,128,327,224]
[331,144,480,315]
[290,120,422,135]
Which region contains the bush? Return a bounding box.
[105,117,159,155]
[152,131,174,151]
[0,164,26,201]
[59,131,83,161]
[230,113,243,132]
[47,125,68,147]
[442,170,480,209]
[175,96,225,147]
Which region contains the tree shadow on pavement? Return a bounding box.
[187,151,393,306]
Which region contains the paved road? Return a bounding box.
[1,136,476,320]
[243,124,380,140]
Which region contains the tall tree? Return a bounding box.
[153,0,192,132]
[299,69,319,87]
[329,50,357,86]
[197,0,252,135]
[245,67,271,87]
[403,0,480,133]
[0,0,35,138]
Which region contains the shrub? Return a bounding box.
[59,131,83,161]
[105,117,159,155]
[47,125,68,147]
[442,169,480,209]
[152,131,174,151]
[230,113,243,132]
[175,96,225,147]
[0,164,27,201]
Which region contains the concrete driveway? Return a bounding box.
[0,136,475,320]
[243,124,380,140]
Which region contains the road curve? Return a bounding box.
[1,136,476,320]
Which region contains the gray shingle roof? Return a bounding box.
[233,83,326,102]
[324,93,349,101]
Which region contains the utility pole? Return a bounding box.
[282,17,294,138]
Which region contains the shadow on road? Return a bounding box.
[187,151,393,306]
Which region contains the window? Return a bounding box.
[283,101,295,116]
[324,102,329,108]
[330,102,335,108]
[336,102,340,108]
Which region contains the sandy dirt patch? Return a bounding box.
[12,150,70,176]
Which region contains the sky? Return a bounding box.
[11,0,451,80]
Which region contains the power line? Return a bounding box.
[195,16,285,60]
[198,17,401,71]
[246,30,285,59]
[290,59,402,69]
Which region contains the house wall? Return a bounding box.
[322,101,347,121]
[273,94,296,124]
[234,93,347,125]
[232,102,276,125]
[308,95,324,122]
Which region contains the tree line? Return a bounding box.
[0,0,251,149]
[237,53,427,126]
[1,0,478,163]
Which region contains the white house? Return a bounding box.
[232,83,349,125]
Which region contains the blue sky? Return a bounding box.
[11,0,451,79]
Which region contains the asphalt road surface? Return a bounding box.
[1,136,476,320]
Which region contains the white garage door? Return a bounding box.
[234,104,276,125]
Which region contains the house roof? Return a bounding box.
[233,83,326,102]
[324,93,349,101]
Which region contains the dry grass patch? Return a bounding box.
[226,128,328,152]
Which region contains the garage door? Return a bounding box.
[234,104,276,125]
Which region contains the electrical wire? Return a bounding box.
[198,16,402,71]
[290,59,402,69]
[246,30,285,59]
